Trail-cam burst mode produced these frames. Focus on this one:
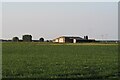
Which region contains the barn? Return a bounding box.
[53,36,95,43]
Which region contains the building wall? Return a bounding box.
[53,37,65,43]
[55,39,59,42]
[73,39,76,43]
[59,37,65,43]
[76,39,95,42]
[65,37,73,43]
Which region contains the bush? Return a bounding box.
[39,37,44,42]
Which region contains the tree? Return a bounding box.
[12,37,19,42]
[46,40,50,42]
[84,36,88,40]
[22,35,32,42]
[39,37,44,42]
[85,36,88,40]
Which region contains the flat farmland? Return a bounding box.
[2,42,118,79]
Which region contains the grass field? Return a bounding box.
[2,42,118,79]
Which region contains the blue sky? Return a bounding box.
[2,2,118,40]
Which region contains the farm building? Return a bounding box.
[53,36,95,43]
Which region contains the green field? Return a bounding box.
[2,42,118,79]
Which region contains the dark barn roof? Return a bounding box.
[57,36,84,40]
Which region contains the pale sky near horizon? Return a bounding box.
[2,2,118,40]
[1,0,119,2]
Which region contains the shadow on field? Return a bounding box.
[2,73,119,80]
[1,77,119,80]
[2,70,119,80]
[2,65,119,80]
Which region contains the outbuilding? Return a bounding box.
[53,36,83,43]
[53,36,95,43]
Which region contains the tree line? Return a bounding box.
[13,35,44,42]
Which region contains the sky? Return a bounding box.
[2,2,118,40]
[1,0,119,2]
[0,1,2,39]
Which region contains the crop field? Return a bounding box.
[2,42,118,79]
